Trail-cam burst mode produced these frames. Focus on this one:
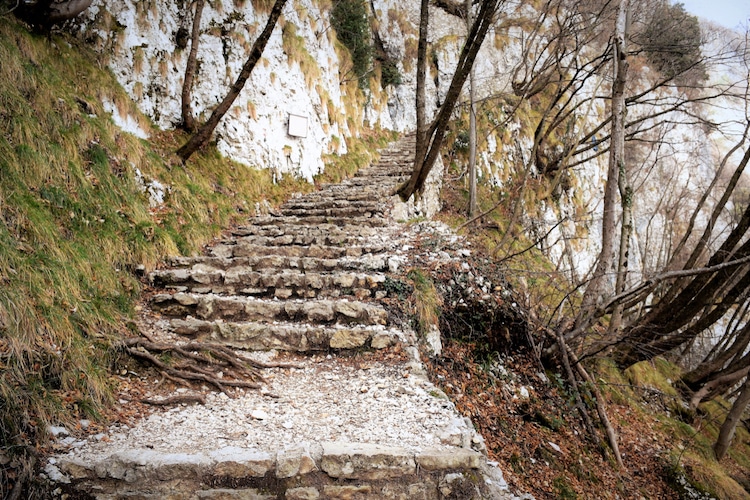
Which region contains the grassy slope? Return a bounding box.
[0,16,388,494]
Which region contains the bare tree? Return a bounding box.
[177,0,288,162]
[181,0,205,132]
[395,0,505,201]
[714,377,750,460]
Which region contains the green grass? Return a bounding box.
[407,268,442,336]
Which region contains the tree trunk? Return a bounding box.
[572,0,629,335]
[466,0,478,217]
[609,145,633,333]
[683,322,750,390]
[176,0,287,162]
[714,377,750,460]
[16,0,92,25]
[181,0,205,132]
[396,0,502,200]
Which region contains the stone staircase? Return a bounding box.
[47,135,522,499]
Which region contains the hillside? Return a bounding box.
[2,0,750,499]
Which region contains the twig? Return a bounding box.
[498,218,566,263]
[544,326,624,468]
[557,330,597,437]
[1,0,20,16]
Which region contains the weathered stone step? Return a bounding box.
[355,166,412,176]
[340,177,405,188]
[170,318,402,351]
[314,183,396,195]
[232,222,379,239]
[55,442,497,500]
[151,268,387,300]
[165,254,389,273]
[280,206,382,218]
[210,242,387,260]
[288,190,382,203]
[281,199,381,211]
[251,215,390,227]
[151,293,388,325]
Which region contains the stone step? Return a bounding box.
[210,242,387,260]
[280,206,382,218]
[54,434,504,500]
[151,293,389,325]
[170,318,402,351]
[280,199,381,211]
[165,254,390,273]
[250,215,390,227]
[287,191,383,204]
[232,222,379,239]
[151,268,388,300]
[355,166,412,176]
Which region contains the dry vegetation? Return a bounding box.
[419,172,750,499]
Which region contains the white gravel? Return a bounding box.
[59,352,472,463]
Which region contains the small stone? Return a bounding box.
[285,487,320,500]
[251,409,269,420]
[48,426,69,438]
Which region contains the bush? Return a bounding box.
[331,0,373,89]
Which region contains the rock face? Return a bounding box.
[47,135,529,499]
[72,0,507,181]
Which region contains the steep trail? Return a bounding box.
[46,135,525,499]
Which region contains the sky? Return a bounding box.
[678,0,750,30]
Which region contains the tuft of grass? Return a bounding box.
[407,268,442,336]
[625,358,680,398]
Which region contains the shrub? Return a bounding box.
[331,0,373,89]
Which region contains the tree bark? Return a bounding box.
[714,377,750,460]
[690,361,750,409]
[16,0,92,25]
[573,0,629,334]
[176,0,287,162]
[609,145,633,333]
[466,0,478,217]
[181,0,205,133]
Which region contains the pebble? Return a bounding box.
[250,409,269,420]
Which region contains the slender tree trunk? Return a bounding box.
[714,377,750,460]
[609,156,633,333]
[177,0,287,162]
[412,0,430,195]
[683,322,750,389]
[573,0,629,334]
[396,0,502,200]
[466,0,478,217]
[181,0,205,132]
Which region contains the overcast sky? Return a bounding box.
[678,0,749,30]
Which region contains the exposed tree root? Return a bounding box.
[141,394,207,406]
[120,337,302,396]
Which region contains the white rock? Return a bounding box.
[251,409,269,420]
